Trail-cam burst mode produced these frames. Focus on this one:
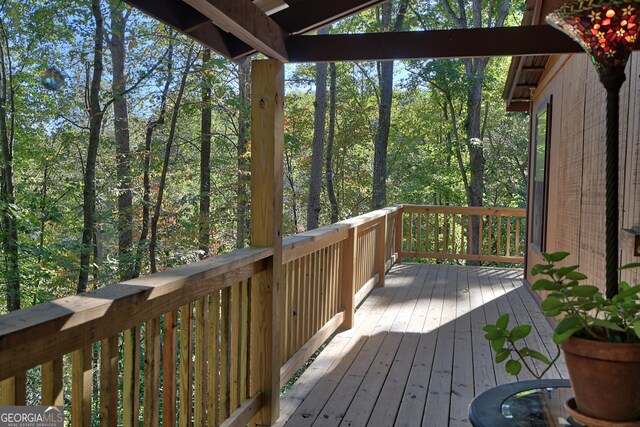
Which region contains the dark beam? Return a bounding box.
[273,0,387,34]
[232,0,387,60]
[123,0,240,58]
[286,26,585,63]
[184,0,289,62]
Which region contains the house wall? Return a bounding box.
[526,52,640,289]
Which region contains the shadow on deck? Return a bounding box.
[275,263,567,427]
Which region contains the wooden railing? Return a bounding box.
[0,206,401,426]
[0,204,522,425]
[398,205,526,264]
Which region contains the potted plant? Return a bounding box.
[483,251,640,423]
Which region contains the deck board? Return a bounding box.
[277,263,566,427]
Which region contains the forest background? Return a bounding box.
[0,0,529,314]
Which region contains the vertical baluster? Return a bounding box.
[443,213,449,254]
[468,215,474,259]
[515,217,521,257]
[497,216,503,257]
[408,212,413,254]
[42,358,64,406]
[479,215,484,258]
[488,216,493,256]
[230,283,241,412]
[434,213,439,253]
[506,215,512,257]
[207,291,219,426]
[72,346,92,426]
[123,327,140,427]
[144,318,161,427]
[163,310,178,425]
[179,303,194,426]
[240,280,249,402]
[195,296,209,426]
[100,336,118,426]
[219,288,230,422]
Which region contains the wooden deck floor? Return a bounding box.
[275,263,568,427]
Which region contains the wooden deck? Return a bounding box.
[275,263,568,427]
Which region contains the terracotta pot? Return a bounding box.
[561,336,640,422]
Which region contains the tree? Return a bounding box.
[326,62,339,224]
[372,0,408,210]
[306,27,329,230]
[77,0,106,294]
[199,48,212,257]
[0,8,19,310]
[149,44,195,273]
[441,0,510,259]
[108,1,135,281]
[236,59,250,249]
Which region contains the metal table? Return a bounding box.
[468,379,585,427]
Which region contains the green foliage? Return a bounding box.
[485,252,640,379]
[533,253,640,344]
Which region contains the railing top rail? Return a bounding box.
[401,204,526,216]
[0,246,271,379]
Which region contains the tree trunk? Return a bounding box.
[326,62,339,224]
[464,58,488,264]
[199,48,212,257]
[0,30,19,310]
[372,0,408,210]
[78,0,105,294]
[109,3,134,281]
[149,45,194,273]
[236,59,250,249]
[306,27,329,230]
[134,40,173,277]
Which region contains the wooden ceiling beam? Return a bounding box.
[183,0,289,62]
[273,0,387,34]
[123,0,239,58]
[286,26,585,62]
[231,0,387,60]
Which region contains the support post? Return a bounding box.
[250,58,284,425]
[341,226,357,329]
[395,207,403,261]
[375,215,387,287]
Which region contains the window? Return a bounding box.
[531,102,551,250]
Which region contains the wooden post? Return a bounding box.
[341,226,357,329]
[395,207,403,260]
[41,358,63,406]
[249,58,284,425]
[375,216,387,287]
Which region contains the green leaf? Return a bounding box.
[541,296,563,311]
[510,325,532,340]
[484,329,503,340]
[543,252,570,262]
[615,284,640,299]
[532,279,555,291]
[528,350,552,365]
[553,327,580,344]
[495,349,510,363]
[571,285,599,298]
[491,337,505,353]
[633,320,640,340]
[556,316,581,334]
[495,313,509,330]
[557,265,579,277]
[565,271,588,281]
[505,360,522,376]
[591,318,625,332]
[621,262,640,270]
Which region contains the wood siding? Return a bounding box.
[527,52,640,288]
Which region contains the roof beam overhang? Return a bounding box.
[183,0,289,62]
[286,26,586,62]
[231,0,387,60]
[123,0,250,58]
